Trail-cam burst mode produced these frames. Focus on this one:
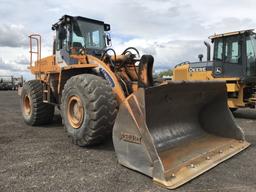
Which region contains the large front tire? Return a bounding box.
[61,74,118,146]
[21,80,55,125]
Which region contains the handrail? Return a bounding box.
[28,34,41,68]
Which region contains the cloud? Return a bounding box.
[104,0,205,39]
[15,55,30,65]
[0,24,27,47]
[112,38,207,69]
[1,0,256,76]
[204,17,256,34]
[0,56,28,72]
[0,57,10,70]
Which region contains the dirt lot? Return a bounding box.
[0,91,255,192]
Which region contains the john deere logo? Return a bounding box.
[189,67,206,72]
[215,67,222,74]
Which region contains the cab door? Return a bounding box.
[245,35,256,77]
[212,38,224,77]
[213,36,244,78]
[222,36,243,77]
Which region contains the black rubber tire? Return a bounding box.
[61,74,118,146]
[21,80,55,126]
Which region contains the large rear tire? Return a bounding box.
[61,74,118,146]
[21,80,55,125]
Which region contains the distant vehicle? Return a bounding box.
[173,29,256,112]
[0,76,24,90]
[162,75,172,80]
[0,76,14,90]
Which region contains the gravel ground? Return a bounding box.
[0,91,255,192]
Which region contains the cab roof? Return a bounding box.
[52,15,110,31]
[209,29,255,39]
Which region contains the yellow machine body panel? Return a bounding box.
[173,63,248,109]
[173,29,256,110]
[30,56,60,74]
[173,64,240,82]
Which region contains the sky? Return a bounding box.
[0,0,256,80]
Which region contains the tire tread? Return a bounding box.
[61,74,118,146]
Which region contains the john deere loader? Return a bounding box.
[19,15,249,189]
[173,29,256,112]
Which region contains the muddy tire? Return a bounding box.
[21,80,55,126]
[61,74,118,146]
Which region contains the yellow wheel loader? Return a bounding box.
[173,29,256,111]
[19,15,250,189]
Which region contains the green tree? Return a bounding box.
[158,69,173,78]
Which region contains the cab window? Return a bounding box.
[56,25,70,50]
[224,36,240,64]
[214,39,223,61]
[246,37,255,63]
[246,36,256,76]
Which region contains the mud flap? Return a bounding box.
[113,81,250,189]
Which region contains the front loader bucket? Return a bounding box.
[113,81,250,189]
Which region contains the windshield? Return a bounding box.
[72,20,105,50]
[246,34,256,76]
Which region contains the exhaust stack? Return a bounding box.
[204,41,211,61]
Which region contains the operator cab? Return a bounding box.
[210,29,256,83]
[52,15,111,64]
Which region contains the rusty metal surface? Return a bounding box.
[66,95,84,129]
[113,81,250,189]
[155,135,250,189]
[144,81,244,153]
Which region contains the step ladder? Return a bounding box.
[43,83,51,103]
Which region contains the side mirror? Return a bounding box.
[105,33,112,47]
[104,24,111,31]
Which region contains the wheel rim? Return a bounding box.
[23,94,32,116]
[67,95,84,129]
